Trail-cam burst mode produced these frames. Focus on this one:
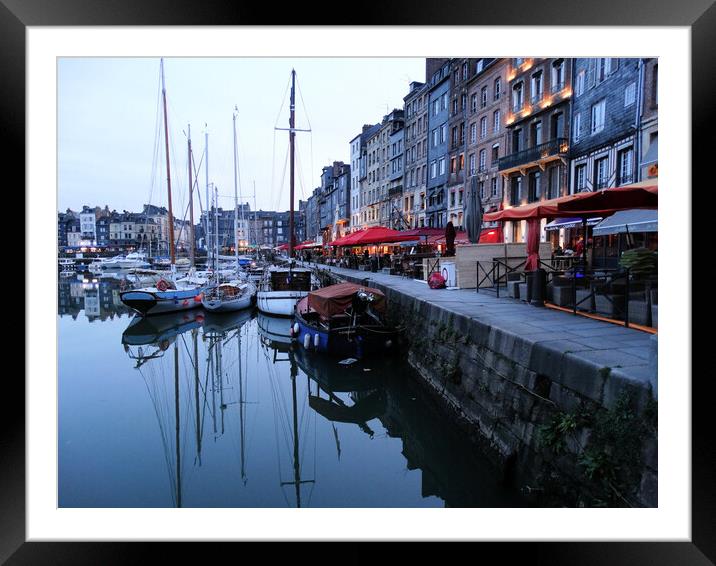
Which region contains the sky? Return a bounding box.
[58,57,426,219]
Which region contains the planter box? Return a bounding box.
[507,280,520,299]
[575,289,593,311]
[518,282,529,302]
[595,293,625,318]
[552,285,574,307]
[628,299,650,326]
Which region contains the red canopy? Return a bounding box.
[294,240,322,250]
[274,243,289,251]
[329,226,416,246]
[484,185,658,222]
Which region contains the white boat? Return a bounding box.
[256,264,316,317]
[201,280,256,312]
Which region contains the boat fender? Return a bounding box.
[157,278,169,292]
[194,295,202,303]
[182,299,189,306]
[313,333,320,348]
[293,322,299,335]
[385,339,392,349]
[303,333,311,349]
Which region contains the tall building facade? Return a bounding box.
[425,61,451,228]
[466,58,509,230]
[499,57,573,243]
[403,81,428,228]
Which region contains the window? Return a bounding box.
[528,171,541,202]
[591,100,606,134]
[452,126,458,146]
[491,176,498,197]
[624,82,636,106]
[458,153,464,171]
[512,128,522,152]
[461,93,467,111]
[440,124,447,144]
[491,144,499,164]
[594,156,609,189]
[618,147,634,185]
[450,157,457,173]
[653,64,658,106]
[575,70,585,96]
[452,98,458,115]
[432,128,439,147]
[493,109,500,132]
[551,59,565,92]
[531,71,543,102]
[438,158,446,175]
[512,82,524,111]
[548,166,560,199]
[469,153,476,175]
[494,77,501,100]
[459,123,465,144]
[470,122,477,144]
[471,93,478,113]
[481,86,487,108]
[531,120,542,146]
[479,149,486,172]
[430,161,437,179]
[450,190,456,206]
[510,177,521,205]
[462,62,468,80]
[480,116,487,138]
[476,59,484,74]
[442,93,448,110]
[575,163,586,191]
[479,181,485,200]
[551,112,564,139]
[573,112,581,142]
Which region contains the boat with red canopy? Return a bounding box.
[292,282,397,358]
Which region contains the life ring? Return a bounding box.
[156,278,169,292]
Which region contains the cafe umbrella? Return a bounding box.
[464,176,483,244]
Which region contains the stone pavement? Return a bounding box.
[303,261,658,408]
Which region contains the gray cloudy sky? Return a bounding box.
[58,57,426,219]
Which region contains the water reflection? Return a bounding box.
[59,282,527,508]
[58,278,132,321]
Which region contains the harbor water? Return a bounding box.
[58,278,528,508]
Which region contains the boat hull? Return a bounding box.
[293,312,396,359]
[120,288,205,316]
[256,290,308,317]
[201,293,253,312]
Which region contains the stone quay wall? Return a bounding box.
[320,266,657,507]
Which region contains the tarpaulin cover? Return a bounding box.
[307,282,386,318]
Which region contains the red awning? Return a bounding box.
[484,184,658,222]
[294,240,323,250]
[274,243,289,251]
[329,227,416,246]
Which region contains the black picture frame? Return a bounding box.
[6,1,708,563]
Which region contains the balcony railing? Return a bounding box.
[551,81,566,93]
[498,137,568,171]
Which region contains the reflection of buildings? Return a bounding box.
[57,279,132,320]
[376,369,527,508]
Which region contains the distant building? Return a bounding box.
[403,81,428,228]
[426,61,451,228]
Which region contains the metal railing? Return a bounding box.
[498,137,568,171]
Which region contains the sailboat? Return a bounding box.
[201,108,256,313]
[120,59,208,316]
[257,69,317,317]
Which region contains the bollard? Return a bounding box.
[530,268,546,307]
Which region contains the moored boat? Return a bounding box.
[292,282,397,358]
[201,280,256,312]
[256,264,315,317]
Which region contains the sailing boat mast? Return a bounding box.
[205,128,210,265]
[233,107,240,272]
[188,124,195,268]
[160,58,176,268]
[289,69,296,258]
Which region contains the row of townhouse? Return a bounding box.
[343,57,657,245]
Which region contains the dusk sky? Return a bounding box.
[58,57,426,219]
